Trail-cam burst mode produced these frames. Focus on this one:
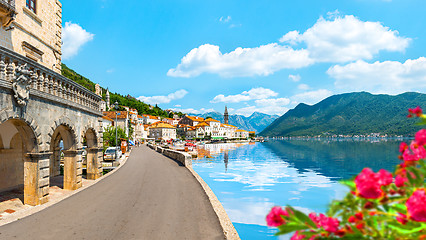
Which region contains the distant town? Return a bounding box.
[100,88,254,143]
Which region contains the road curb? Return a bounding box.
[147,146,240,240]
[0,149,132,227]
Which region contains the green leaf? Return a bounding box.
[287,206,316,228]
[276,223,309,235]
[340,180,356,189]
[387,222,424,234]
[389,203,406,214]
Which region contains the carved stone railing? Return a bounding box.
[0,46,102,116]
[0,0,15,12]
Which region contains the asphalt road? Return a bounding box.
[0,146,225,240]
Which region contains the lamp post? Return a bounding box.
[114,101,119,161]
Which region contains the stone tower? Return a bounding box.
[106,89,110,110]
[224,105,229,124]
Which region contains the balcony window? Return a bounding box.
[26,0,36,13]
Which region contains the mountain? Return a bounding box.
[196,112,279,133]
[260,92,426,137]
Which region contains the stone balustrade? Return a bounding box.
[0,0,15,12]
[0,46,101,114]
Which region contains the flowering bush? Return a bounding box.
[266,107,426,239]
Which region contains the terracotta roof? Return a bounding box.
[236,129,248,132]
[249,131,256,134]
[186,116,204,121]
[204,118,220,122]
[150,121,175,129]
[103,111,128,119]
[137,115,143,118]
[195,122,209,128]
[102,116,114,122]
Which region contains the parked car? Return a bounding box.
[116,147,122,159]
[104,147,117,161]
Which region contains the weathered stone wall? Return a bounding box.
[0,71,102,204]
[0,0,63,73]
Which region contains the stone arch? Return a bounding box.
[47,116,78,150]
[0,118,43,205]
[82,123,98,148]
[82,125,101,180]
[0,109,41,152]
[49,117,80,190]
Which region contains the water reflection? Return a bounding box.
[192,139,404,240]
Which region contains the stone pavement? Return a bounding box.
[0,152,128,225]
[0,146,225,239]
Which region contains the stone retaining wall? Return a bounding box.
[147,143,191,167]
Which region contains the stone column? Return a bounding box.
[86,147,102,180]
[63,150,78,190]
[25,152,52,206]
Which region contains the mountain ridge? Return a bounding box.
[194,111,279,133]
[260,92,425,137]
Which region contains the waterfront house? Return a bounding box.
[179,115,205,126]
[148,121,177,141]
[235,129,249,139]
[143,114,161,125]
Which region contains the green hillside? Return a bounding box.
[260,92,426,137]
[61,64,181,118]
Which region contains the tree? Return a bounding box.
[103,126,127,148]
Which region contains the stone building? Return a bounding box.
[0,0,62,73]
[148,121,176,141]
[179,115,204,127]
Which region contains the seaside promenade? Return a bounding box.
[0,146,225,240]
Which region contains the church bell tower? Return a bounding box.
[224,106,229,124]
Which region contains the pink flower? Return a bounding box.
[377,169,393,186]
[409,106,423,117]
[406,189,426,222]
[396,213,408,225]
[411,141,426,159]
[355,168,384,199]
[290,231,306,240]
[395,174,407,187]
[399,142,408,153]
[266,206,288,227]
[415,129,426,146]
[309,213,340,233]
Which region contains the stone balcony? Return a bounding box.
[0,0,15,27]
[0,46,102,115]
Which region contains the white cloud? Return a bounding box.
[280,15,410,63]
[137,89,188,105]
[327,58,426,94]
[288,74,301,82]
[62,22,94,60]
[170,107,215,115]
[106,68,115,73]
[290,89,333,105]
[169,14,409,78]
[167,44,313,78]
[298,84,310,90]
[174,104,182,107]
[234,97,291,116]
[210,87,278,103]
[219,16,231,23]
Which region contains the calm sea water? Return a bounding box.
[192,139,404,240]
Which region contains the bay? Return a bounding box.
[192,139,404,239]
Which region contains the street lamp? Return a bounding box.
[113,101,120,161]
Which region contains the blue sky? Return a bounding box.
[61,0,426,116]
